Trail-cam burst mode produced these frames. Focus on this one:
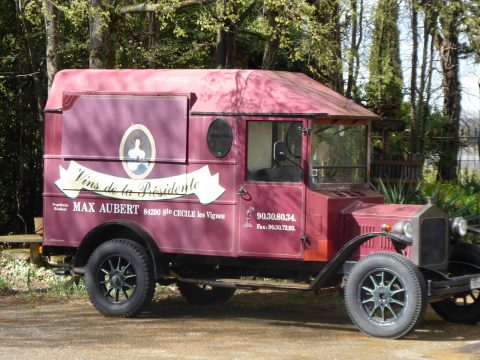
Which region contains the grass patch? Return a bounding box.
[0,274,8,290]
[0,253,86,298]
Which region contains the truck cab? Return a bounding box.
[43,69,480,339]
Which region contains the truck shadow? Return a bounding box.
[144,290,356,333]
[143,289,480,341]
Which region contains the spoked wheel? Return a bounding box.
[86,239,155,317]
[345,252,427,339]
[357,268,408,323]
[431,243,480,324]
[178,282,235,305]
[97,254,137,304]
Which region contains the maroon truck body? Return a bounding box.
[43,69,398,261]
[43,69,480,339]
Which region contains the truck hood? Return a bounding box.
[341,201,450,269]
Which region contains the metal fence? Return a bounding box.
[457,126,480,173]
[371,123,480,181]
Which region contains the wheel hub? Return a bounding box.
[374,287,392,306]
[109,271,124,289]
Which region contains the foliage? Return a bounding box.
[419,179,480,245]
[0,274,7,290]
[374,177,480,245]
[0,254,86,296]
[419,180,480,220]
[459,172,480,195]
[0,1,44,234]
[366,0,403,110]
[119,7,214,69]
[372,179,417,205]
[376,177,480,227]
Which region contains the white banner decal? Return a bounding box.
[55,161,225,205]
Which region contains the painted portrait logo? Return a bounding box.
[119,124,156,179]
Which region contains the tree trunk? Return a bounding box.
[215,28,235,69]
[416,5,436,155]
[346,0,358,99]
[120,0,214,14]
[352,0,363,101]
[215,1,256,69]
[425,28,436,107]
[262,10,280,70]
[43,0,60,90]
[89,0,106,68]
[410,0,419,154]
[315,0,343,94]
[13,0,45,233]
[329,2,343,94]
[15,0,43,123]
[477,127,480,167]
[435,7,462,180]
[89,0,120,69]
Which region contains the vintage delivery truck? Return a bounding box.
[43,69,480,339]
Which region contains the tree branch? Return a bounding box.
[120,0,214,14]
[237,0,258,29]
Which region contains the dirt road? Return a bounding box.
[0,289,479,360]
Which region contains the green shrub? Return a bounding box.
[373,177,480,245]
[0,275,8,290]
[0,256,86,296]
[371,179,418,204]
[417,182,480,225]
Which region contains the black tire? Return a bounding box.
[178,282,235,305]
[85,238,155,317]
[431,243,480,324]
[344,252,427,339]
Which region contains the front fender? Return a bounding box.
[73,220,164,278]
[309,232,412,290]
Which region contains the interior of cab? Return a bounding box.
[246,121,303,183]
[309,122,367,187]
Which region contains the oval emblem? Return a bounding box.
[119,124,156,179]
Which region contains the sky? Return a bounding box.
[397,11,480,122]
[460,58,480,119]
[357,1,480,123]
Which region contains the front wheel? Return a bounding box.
[344,252,427,339]
[85,238,155,317]
[431,243,480,324]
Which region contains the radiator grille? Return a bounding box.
[420,218,447,266]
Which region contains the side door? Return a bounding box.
[237,119,306,259]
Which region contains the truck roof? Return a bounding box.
[46,69,377,119]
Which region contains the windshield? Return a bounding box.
[310,122,367,187]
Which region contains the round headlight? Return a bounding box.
[451,217,468,237]
[403,221,414,238]
[392,220,414,239]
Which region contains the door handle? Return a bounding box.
[237,187,247,195]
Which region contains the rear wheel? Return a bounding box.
[85,238,155,317]
[431,243,480,324]
[178,282,235,305]
[344,252,427,339]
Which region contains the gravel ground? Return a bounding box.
[1,289,479,360]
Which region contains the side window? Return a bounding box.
[247,121,303,182]
[310,123,367,186]
[207,118,233,158]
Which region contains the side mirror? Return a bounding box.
[273,141,288,161]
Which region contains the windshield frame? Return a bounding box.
[308,119,371,190]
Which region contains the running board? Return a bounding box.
[171,273,338,293]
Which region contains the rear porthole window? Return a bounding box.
[207,118,233,158]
